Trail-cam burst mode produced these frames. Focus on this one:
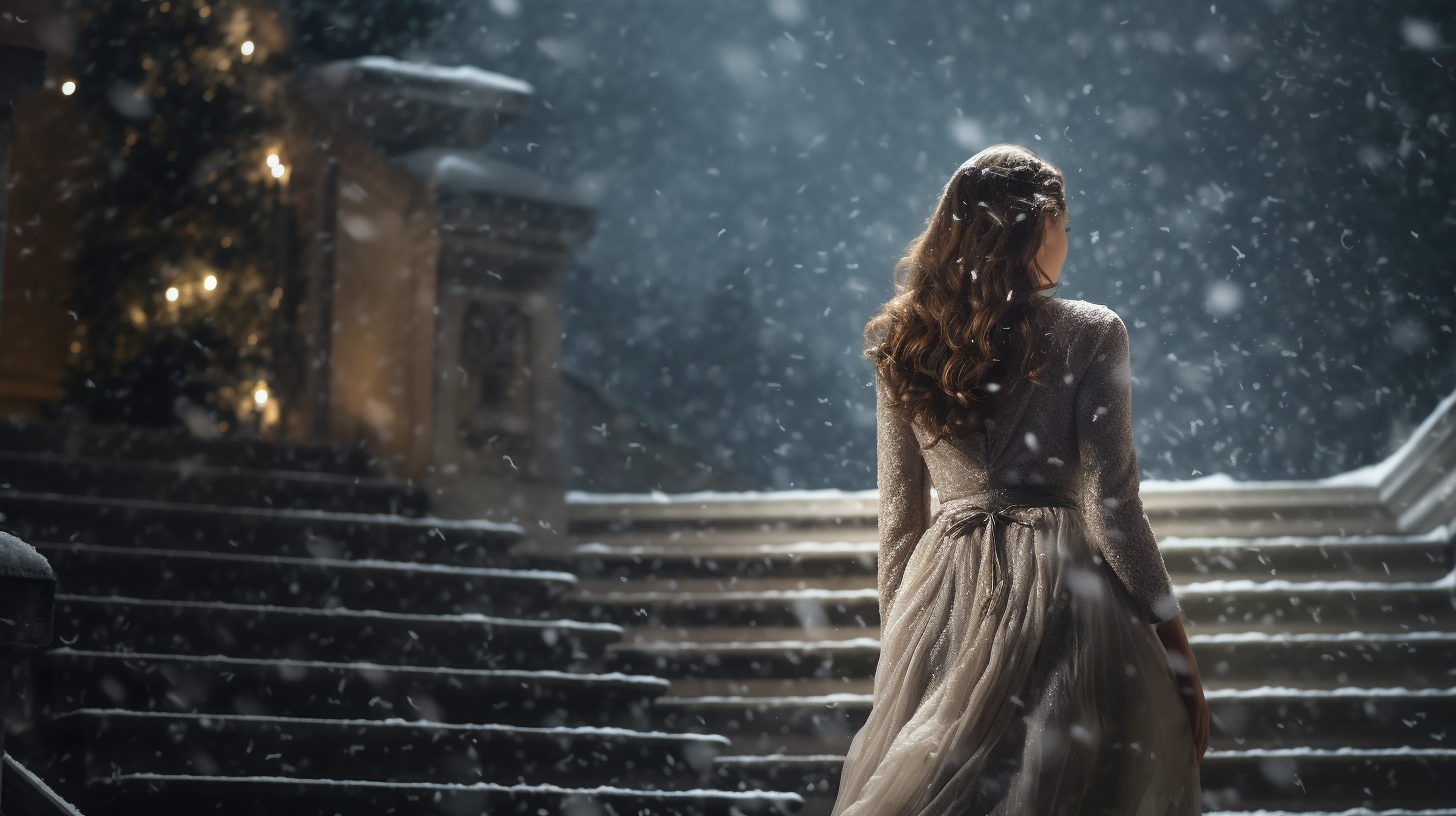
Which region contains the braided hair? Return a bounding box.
[864,144,1068,447]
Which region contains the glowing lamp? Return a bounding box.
[254,387,269,406]
[270,164,285,178]
[61,81,76,96]
[241,41,255,56]
[165,287,179,302]
[203,274,217,291]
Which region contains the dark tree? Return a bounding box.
[66,0,286,434]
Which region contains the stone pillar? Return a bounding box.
[398,149,593,530]
[282,58,594,531]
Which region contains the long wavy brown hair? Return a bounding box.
[865,144,1067,447]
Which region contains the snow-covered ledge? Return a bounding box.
[1371,387,1456,532]
[565,388,1456,539]
[298,56,535,155]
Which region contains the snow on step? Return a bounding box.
[40,648,670,727]
[716,750,1456,810]
[0,489,522,564]
[1160,530,1452,582]
[41,541,576,616]
[91,774,804,816]
[55,593,622,670]
[60,708,733,788]
[1206,810,1456,816]
[0,450,429,515]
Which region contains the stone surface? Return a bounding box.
[5,439,800,815]
[547,489,1456,815]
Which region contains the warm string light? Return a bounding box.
[60,80,76,96]
[203,274,217,291]
[254,386,269,406]
[165,287,179,302]
[240,41,255,56]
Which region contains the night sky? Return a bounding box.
[304,0,1456,489]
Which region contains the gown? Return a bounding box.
[832,298,1201,816]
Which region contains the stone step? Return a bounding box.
[1195,632,1456,690]
[577,576,879,595]
[554,530,1452,583]
[655,694,869,757]
[667,678,874,699]
[608,628,1456,689]
[0,420,378,477]
[714,750,1456,811]
[570,577,1456,632]
[712,754,841,803]
[1206,687,1456,749]
[40,542,575,617]
[1178,578,1456,633]
[655,688,1456,756]
[0,452,429,515]
[1160,532,1453,583]
[79,773,804,816]
[572,585,878,628]
[608,628,880,680]
[54,709,729,789]
[565,485,1403,540]
[33,648,670,728]
[55,595,621,671]
[1208,812,1456,816]
[544,533,878,580]
[1197,748,1456,811]
[0,491,521,566]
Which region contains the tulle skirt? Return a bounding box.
[831,499,1201,816]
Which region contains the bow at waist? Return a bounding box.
[937,484,1079,541]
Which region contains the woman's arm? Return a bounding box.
[1076,310,1208,761]
[1073,312,1180,624]
[1155,614,1211,762]
[875,374,932,631]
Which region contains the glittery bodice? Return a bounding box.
[873,297,1179,627]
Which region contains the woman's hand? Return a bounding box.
[1175,667,1210,763]
[1154,615,1210,763]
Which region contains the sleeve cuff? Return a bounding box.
[1146,591,1181,624]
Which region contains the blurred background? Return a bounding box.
[0,3,1454,816]
[1,0,1451,497]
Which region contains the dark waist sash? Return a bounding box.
[938,484,1079,542]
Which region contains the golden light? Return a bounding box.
[165,287,179,302]
[265,153,279,167]
[254,387,269,406]
[270,164,285,179]
[60,80,76,96]
[203,274,217,291]
[240,40,255,56]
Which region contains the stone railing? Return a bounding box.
[0,532,60,816]
[565,387,1456,541]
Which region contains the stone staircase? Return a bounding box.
[0,431,801,815]
[549,410,1456,816]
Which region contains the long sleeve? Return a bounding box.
[875,374,932,630]
[1074,312,1180,624]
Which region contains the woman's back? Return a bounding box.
[837,145,1202,816]
[882,296,1179,627]
[914,297,1111,498]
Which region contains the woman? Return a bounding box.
[833,144,1208,816]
